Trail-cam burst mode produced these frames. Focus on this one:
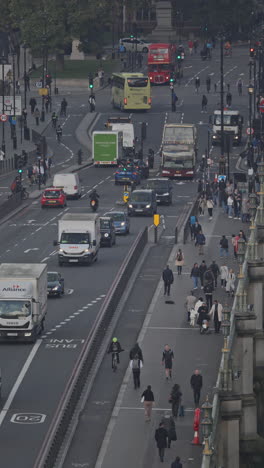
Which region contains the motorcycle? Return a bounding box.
[90,198,98,212]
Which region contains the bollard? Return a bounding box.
[175,226,178,244]
[192,408,201,445]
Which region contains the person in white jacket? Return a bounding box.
[220,264,229,288]
[209,300,223,333]
[226,268,236,296]
[194,297,204,316]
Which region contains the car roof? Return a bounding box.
[104,211,126,215]
[48,271,60,274]
[132,189,153,193]
[148,178,169,182]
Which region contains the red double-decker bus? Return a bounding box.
[148,43,176,85]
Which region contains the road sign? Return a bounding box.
[153,214,160,227]
[0,114,8,122]
[259,98,264,113]
[169,83,174,90]
[246,127,254,135]
[35,81,42,88]
[38,88,49,96]
[0,96,22,116]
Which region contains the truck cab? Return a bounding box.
[210,110,243,145]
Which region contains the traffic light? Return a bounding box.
[170,72,175,82]
[17,157,23,170]
[89,75,94,89]
[18,168,23,174]
[46,74,52,86]
[250,47,255,58]
[130,34,134,39]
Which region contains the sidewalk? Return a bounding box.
[95,205,248,468]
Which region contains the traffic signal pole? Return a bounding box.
[220,34,224,156]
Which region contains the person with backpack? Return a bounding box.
[129,342,143,362]
[169,383,182,418]
[130,353,143,389]
[220,235,229,257]
[175,248,184,275]
[162,344,174,380]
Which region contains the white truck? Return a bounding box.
[0,263,47,342]
[55,213,100,266]
[210,110,243,145]
[109,123,135,156]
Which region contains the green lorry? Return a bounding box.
[93,131,121,166]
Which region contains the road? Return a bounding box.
[0,44,250,467]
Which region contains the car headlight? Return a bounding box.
[128,204,133,208]
[24,333,32,337]
[212,135,217,139]
[121,222,125,226]
[84,249,90,253]
[59,249,63,253]
[104,233,109,237]
[234,135,238,139]
[163,192,169,196]
[52,286,59,291]
[146,204,151,208]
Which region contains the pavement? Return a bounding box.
[93,204,249,468]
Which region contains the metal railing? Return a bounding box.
[33,227,148,468]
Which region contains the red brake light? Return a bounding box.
[124,98,127,105]
[148,97,152,105]
[74,185,77,189]
[150,76,153,80]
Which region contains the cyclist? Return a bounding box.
[88,93,96,112]
[56,124,62,142]
[60,98,68,117]
[108,337,123,369]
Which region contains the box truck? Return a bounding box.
[93,131,122,166]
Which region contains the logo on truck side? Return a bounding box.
[2,285,27,292]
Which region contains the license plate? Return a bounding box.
[48,200,56,203]
[157,199,161,202]
[7,333,18,336]
[135,209,143,212]
[69,259,78,263]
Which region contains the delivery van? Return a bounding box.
[53,173,82,199]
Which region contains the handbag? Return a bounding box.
[141,396,145,403]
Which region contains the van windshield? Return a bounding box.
[60,233,90,244]
[131,192,151,202]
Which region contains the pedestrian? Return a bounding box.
[204,281,213,309]
[210,260,220,287]
[162,265,174,296]
[199,260,207,288]
[220,264,228,288]
[155,422,168,462]
[239,229,247,242]
[60,97,68,117]
[24,73,30,91]
[206,198,214,220]
[162,344,174,380]
[48,157,52,177]
[201,94,208,112]
[188,39,194,55]
[88,93,96,112]
[141,385,155,422]
[203,267,215,288]
[171,456,183,468]
[214,83,217,93]
[220,235,229,257]
[51,112,58,129]
[211,181,219,206]
[29,97,37,114]
[130,353,143,389]
[226,268,236,297]
[15,80,21,94]
[190,263,200,290]
[190,369,203,407]
[195,230,206,255]
[169,383,182,418]
[198,195,206,216]
[189,215,198,240]
[129,342,143,362]
[237,78,243,96]
[45,96,49,113]
[231,234,239,259]
[206,75,211,93]
[194,39,198,54]
[227,195,234,218]
[193,220,202,241]
[175,248,184,275]
[190,306,198,326]
[226,91,232,107]
[22,107,27,122]
[172,91,178,111]
[162,412,177,448]
[34,107,40,126]
[197,179,203,195]
[209,299,223,333]
[185,294,197,321]
[195,76,200,93]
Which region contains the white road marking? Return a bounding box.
[24,248,39,253]
[0,339,42,427]
[41,257,49,263]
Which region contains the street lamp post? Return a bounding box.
[248,83,254,152]
[23,44,27,108]
[0,56,7,157]
[220,34,225,156]
[41,36,47,122]
[12,50,17,149]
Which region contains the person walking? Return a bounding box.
[171,456,183,468]
[155,422,168,462]
[199,260,207,289]
[29,97,37,114]
[231,234,239,259]
[227,195,234,218]
[190,370,203,407]
[207,198,214,220]
[195,230,206,255]
[206,75,211,93]
[185,294,197,321]
[34,107,40,126]
[237,78,243,96]
[129,342,143,362]
[162,412,177,448]
[201,94,208,112]
[24,73,30,91]
[130,353,143,389]
[162,344,174,380]
[226,268,236,297]
[203,267,215,288]
[195,76,200,93]
[192,219,202,241]
[189,214,198,240]
[51,112,58,129]
[226,91,232,107]
[198,195,206,216]
[175,249,184,275]
[60,97,68,117]
[210,260,220,288]
[141,385,155,421]
[220,235,229,257]
[220,264,229,288]
[209,299,223,333]
[162,265,174,296]
[204,281,213,309]
[190,263,200,290]
[169,383,182,418]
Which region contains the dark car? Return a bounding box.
[133,159,149,179]
[100,217,116,247]
[144,178,173,205]
[115,163,141,185]
[128,189,157,216]
[47,271,64,297]
[104,211,130,234]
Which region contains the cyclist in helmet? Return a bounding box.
[108,337,123,368]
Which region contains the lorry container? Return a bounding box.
[0,263,47,342]
[93,131,121,166]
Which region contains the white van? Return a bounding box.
[53,173,81,199]
[110,123,135,152]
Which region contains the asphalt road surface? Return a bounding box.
[0,44,250,467]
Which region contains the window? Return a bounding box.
[112,76,125,89]
[127,78,148,88]
[131,193,151,202]
[60,233,90,244]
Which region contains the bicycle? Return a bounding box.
[112,352,118,372]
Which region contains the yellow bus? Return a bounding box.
[111,73,151,111]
